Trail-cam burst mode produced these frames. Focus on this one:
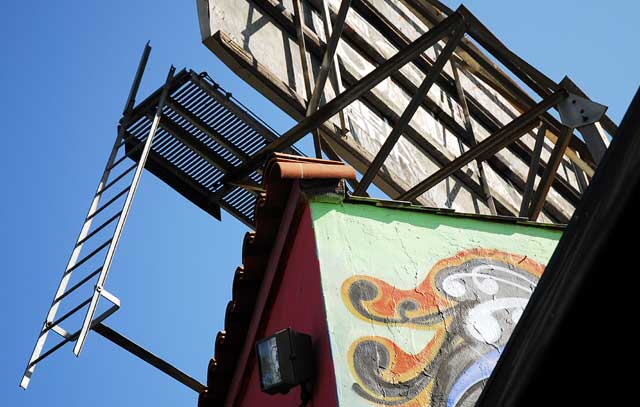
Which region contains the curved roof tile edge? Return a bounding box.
[198,154,355,406]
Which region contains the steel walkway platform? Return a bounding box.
[123,69,299,227]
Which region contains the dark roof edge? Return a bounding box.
[476,86,640,406]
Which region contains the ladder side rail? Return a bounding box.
[20,124,130,389]
[73,66,176,357]
[20,43,153,389]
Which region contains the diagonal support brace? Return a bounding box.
[93,323,206,393]
[353,21,466,195]
[307,0,352,115]
[397,90,568,202]
[217,10,465,188]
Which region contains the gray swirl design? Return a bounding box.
[346,255,541,406]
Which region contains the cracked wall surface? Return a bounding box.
[310,201,561,406]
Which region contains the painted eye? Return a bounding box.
[443,278,466,297]
[477,277,499,295]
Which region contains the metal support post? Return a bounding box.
[93,323,206,393]
[73,65,176,357]
[123,42,152,116]
[577,122,609,164]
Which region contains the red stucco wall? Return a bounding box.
[236,204,337,407]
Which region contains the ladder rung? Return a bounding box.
[107,141,146,171]
[86,187,130,221]
[29,333,75,367]
[53,267,103,304]
[96,163,137,196]
[41,297,92,336]
[65,239,112,275]
[116,133,139,150]
[29,300,118,368]
[106,154,130,172]
[76,211,122,247]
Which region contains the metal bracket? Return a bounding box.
[92,324,206,393]
[20,291,120,389]
[557,93,608,128]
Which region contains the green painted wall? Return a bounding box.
[310,201,561,407]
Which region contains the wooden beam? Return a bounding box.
[527,126,574,221]
[399,0,595,167]
[317,0,349,134]
[207,29,571,220]
[307,0,352,115]
[353,23,465,195]
[519,124,546,217]
[258,0,582,211]
[206,31,422,205]
[221,11,464,184]
[346,0,583,206]
[452,61,496,215]
[292,0,355,175]
[571,158,588,194]
[398,91,566,202]
[292,0,323,158]
[398,120,540,203]
[461,5,559,97]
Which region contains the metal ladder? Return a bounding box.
[20,45,175,389]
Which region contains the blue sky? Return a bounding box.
[1,1,637,406]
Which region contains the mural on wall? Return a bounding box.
[310,201,561,407]
[342,248,545,407]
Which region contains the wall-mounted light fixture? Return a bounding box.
[255,328,314,395]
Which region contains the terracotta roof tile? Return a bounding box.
[265,153,357,182]
[198,154,355,406]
